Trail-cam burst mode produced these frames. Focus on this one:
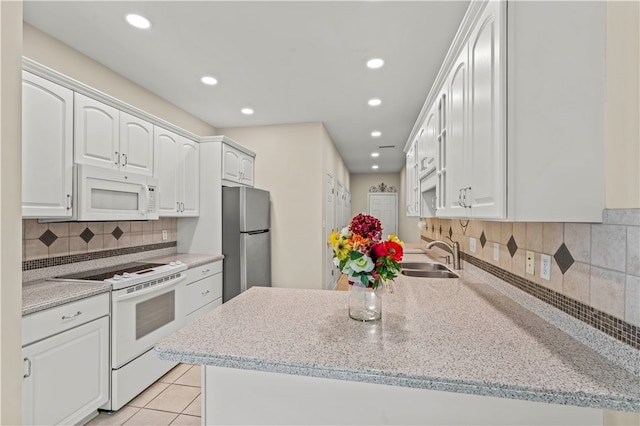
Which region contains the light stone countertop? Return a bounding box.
[22,279,111,316]
[22,252,222,316]
[155,253,640,412]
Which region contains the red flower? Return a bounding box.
[386,241,403,261]
[371,242,389,260]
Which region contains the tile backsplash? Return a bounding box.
[421,209,640,349]
[22,218,178,269]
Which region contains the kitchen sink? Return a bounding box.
[401,269,460,279]
[400,262,450,271]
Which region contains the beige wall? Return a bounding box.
[23,24,217,137]
[1,2,24,423]
[605,1,640,209]
[220,123,349,290]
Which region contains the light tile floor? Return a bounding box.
[86,364,201,426]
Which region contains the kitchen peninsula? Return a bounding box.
[155,253,640,425]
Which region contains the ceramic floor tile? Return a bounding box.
[145,384,200,413]
[85,407,140,426]
[127,381,170,408]
[182,394,201,417]
[174,365,200,387]
[159,363,192,384]
[123,408,178,426]
[170,414,201,426]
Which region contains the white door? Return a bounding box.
[336,182,344,230]
[22,71,74,218]
[74,93,120,170]
[119,112,154,176]
[368,193,398,238]
[180,139,200,216]
[325,173,335,290]
[153,127,180,215]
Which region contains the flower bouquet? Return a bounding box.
[328,213,404,321]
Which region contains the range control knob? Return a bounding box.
[122,272,131,278]
[175,260,183,265]
[170,262,176,267]
[112,274,122,281]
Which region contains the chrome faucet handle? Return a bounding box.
[440,255,451,265]
[445,235,458,245]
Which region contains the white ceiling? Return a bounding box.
[23,1,470,174]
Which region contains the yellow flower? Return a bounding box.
[388,234,404,246]
[334,239,351,260]
[328,231,340,246]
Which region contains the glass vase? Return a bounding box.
[348,282,382,321]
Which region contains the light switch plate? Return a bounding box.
[162,230,168,241]
[540,254,551,281]
[493,243,500,261]
[526,250,535,275]
[470,237,477,253]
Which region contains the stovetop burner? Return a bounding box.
[60,262,164,281]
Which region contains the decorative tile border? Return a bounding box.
[422,235,640,351]
[22,241,177,271]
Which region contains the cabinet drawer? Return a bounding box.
[186,261,222,283]
[185,298,222,325]
[185,273,222,316]
[22,293,110,347]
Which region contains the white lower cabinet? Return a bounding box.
[182,261,223,325]
[22,294,110,426]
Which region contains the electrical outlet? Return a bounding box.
[493,243,500,261]
[526,250,535,275]
[540,254,551,281]
[469,237,477,253]
[162,230,168,241]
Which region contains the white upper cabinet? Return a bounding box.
[74,93,120,169]
[119,112,154,176]
[418,108,437,179]
[405,140,419,217]
[406,0,605,222]
[222,143,255,187]
[154,127,199,217]
[75,94,153,175]
[22,71,74,218]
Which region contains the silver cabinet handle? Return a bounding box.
[180,202,185,212]
[176,202,180,212]
[202,290,210,297]
[23,357,32,378]
[66,194,72,210]
[114,151,119,165]
[202,269,211,275]
[62,311,82,320]
[122,153,128,166]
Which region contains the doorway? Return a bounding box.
[367,193,398,238]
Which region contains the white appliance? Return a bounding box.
[58,261,187,411]
[46,164,159,221]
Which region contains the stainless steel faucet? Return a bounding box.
[426,239,461,270]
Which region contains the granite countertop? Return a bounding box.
[156,254,640,412]
[22,252,223,316]
[22,280,111,316]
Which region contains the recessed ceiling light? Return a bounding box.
[241,108,254,115]
[368,98,381,107]
[371,152,380,158]
[371,131,381,137]
[367,58,384,69]
[372,165,379,170]
[201,76,218,86]
[125,13,151,29]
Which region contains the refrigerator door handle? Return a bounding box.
[246,230,269,235]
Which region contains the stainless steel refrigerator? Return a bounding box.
[222,186,271,302]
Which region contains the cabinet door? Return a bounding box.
[74,93,120,169]
[180,139,200,216]
[120,112,154,176]
[468,0,505,219]
[222,144,241,183]
[154,127,181,216]
[419,110,437,178]
[22,72,74,218]
[239,154,255,186]
[405,143,417,216]
[436,88,448,211]
[22,316,109,426]
[439,46,469,218]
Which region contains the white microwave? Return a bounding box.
[73,164,159,221]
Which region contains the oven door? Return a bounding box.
[111,273,186,368]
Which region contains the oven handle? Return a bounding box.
[113,273,187,302]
